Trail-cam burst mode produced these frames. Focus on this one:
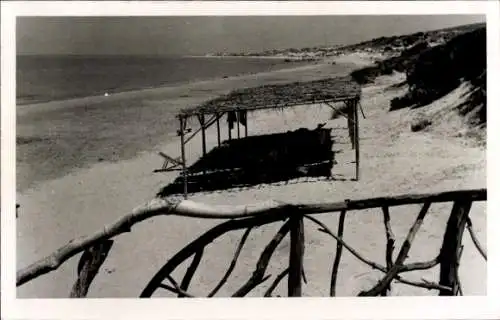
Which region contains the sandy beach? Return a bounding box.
[16,54,486,298]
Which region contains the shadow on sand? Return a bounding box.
[157,127,338,197]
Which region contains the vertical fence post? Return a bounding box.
[381,205,395,296]
[216,112,221,146]
[179,116,188,199]
[228,112,232,141]
[244,111,248,137]
[439,200,472,296]
[354,99,360,181]
[288,212,304,297]
[199,114,207,156]
[236,110,241,139]
[330,210,347,296]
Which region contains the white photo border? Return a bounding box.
[2,1,499,320]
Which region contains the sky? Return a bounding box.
[17,15,486,55]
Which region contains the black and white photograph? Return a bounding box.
[2,1,499,320]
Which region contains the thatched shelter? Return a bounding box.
[158,76,362,198]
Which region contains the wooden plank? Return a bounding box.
[288,213,304,297]
[158,152,183,167]
[439,200,472,296]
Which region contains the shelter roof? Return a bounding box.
[178,76,361,117]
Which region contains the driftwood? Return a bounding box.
[17,189,486,298]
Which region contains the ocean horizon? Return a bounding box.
[16,54,312,105]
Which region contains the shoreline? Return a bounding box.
[17,61,334,113]
[16,59,315,107]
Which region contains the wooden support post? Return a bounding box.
[244,111,248,137]
[236,110,241,139]
[216,112,221,146]
[180,116,188,199]
[330,210,346,296]
[199,114,207,156]
[439,200,472,296]
[288,212,304,297]
[228,114,232,141]
[354,100,360,181]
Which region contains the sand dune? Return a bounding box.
[16,57,486,298]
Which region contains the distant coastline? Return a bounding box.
[16,55,314,106]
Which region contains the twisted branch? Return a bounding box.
[179,249,204,297]
[358,201,431,296]
[140,211,287,297]
[232,221,291,297]
[264,268,289,297]
[208,227,253,297]
[330,210,347,296]
[466,217,487,260]
[18,189,485,287]
[306,215,386,271]
[381,205,395,296]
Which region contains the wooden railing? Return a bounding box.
[16,188,487,298]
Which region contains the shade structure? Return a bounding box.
[159,76,363,199]
[178,76,361,117]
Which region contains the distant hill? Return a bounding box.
[210,23,485,59]
[350,24,486,127]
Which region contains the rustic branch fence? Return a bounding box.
[17,188,486,298]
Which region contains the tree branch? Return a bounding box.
[17,189,485,290]
[208,227,253,297]
[466,217,487,261]
[330,210,347,296]
[232,221,291,297]
[358,202,431,296]
[305,215,386,271]
[401,256,440,272]
[158,282,195,297]
[264,268,289,297]
[140,211,287,297]
[179,248,204,297]
[381,205,395,296]
[69,240,114,298]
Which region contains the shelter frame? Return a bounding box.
[158,78,362,199]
